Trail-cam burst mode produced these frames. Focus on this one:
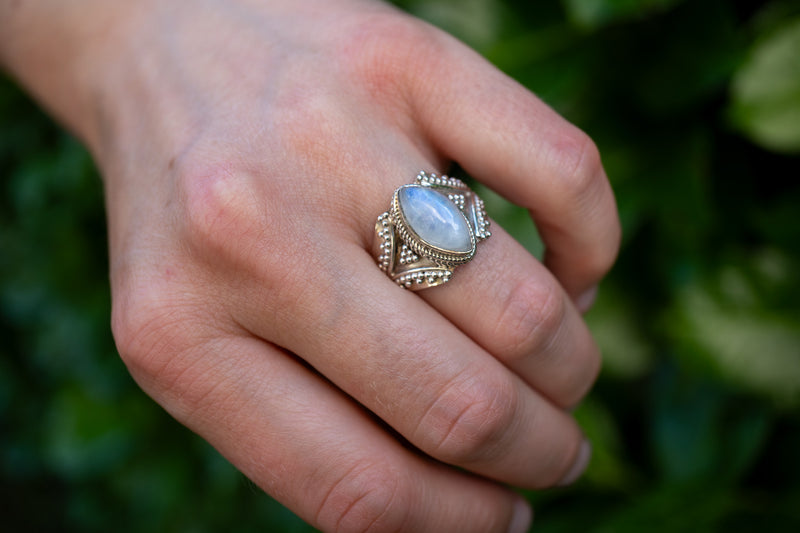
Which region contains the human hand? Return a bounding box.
[1,0,620,531]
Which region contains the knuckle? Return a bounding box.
[564,346,602,408]
[551,128,604,202]
[529,431,585,489]
[495,278,566,361]
[547,339,602,410]
[176,161,264,265]
[276,89,358,177]
[111,281,195,380]
[554,435,588,488]
[584,235,620,282]
[548,128,621,280]
[316,462,411,533]
[586,213,623,279]
[173,159,305,289]
[419,370,519,465]
[551,126,604,213]
[112,279,231,421]
[335,12,443,100]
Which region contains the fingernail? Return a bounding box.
[507,498,533,533]
[575,286,598,313]
[558,439,592,487]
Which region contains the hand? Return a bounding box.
[1,0,620,531]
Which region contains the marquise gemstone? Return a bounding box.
[397,186,473,253]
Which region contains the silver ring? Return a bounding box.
[374,171,491,290]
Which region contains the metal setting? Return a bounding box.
[375,171,491,290]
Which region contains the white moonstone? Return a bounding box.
[397,186,473,253]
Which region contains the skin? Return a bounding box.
[0,0,621,531]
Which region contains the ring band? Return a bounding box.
[375,171,490,290]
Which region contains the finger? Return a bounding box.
[120,331,531,533]
[422,224,601,408]
[234,242,588,489]
[406,31,621,303]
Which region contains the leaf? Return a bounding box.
[669,269,800,406]
[574,399,636,489]
[561,0,685,29]
[730,17,800,153]
[649,366,772,485]
[586,287,654,379]
[594,483,733,533]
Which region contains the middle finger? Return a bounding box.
[236,241,586,489]
[422,223,602,409]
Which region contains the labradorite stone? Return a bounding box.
[397,186,473,253]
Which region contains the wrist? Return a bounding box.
[0,0,155,150]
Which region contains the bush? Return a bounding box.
[2,0,799,531]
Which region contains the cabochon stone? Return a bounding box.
[398,186,473,253]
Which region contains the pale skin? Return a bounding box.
[0,0,621,531]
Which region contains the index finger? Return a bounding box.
[407,30,621,305]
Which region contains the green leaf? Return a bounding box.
[730,17,800,153]
[586,288,654,379]
[669,267,800,406]
[43,387,137,480]
[594,483,733,533]
[574,399,635,489]
[561,0,685,29]
[649,367,771,485]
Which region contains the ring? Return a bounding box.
[374,171,491,290]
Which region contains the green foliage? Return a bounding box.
[730,15,800,153]
[561,0,687,29]
[2,1,799,531]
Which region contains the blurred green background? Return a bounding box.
[2,0,799,531]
